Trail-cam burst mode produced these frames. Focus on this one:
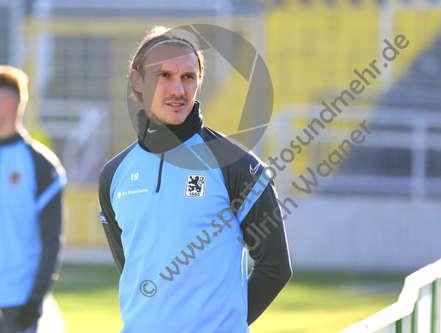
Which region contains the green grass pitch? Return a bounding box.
[53,264,405,333]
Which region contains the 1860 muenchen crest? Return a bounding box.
[9,171,21,185]
[185,174,206,198]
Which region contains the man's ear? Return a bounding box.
[130,69,143,93]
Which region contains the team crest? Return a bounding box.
[185,174,206,198]
[9,172,21,185]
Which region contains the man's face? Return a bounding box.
[132,44,200,126]
[0,89,17,122]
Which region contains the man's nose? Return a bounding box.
[169,78,184,97]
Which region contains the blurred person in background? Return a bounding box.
[99,26,292,332]
[0,66,66,333]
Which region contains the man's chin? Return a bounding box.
[148,108,190,126]
[164,111,191,126]
[166,118,186,126]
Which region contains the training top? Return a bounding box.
[0,131,66,308]
[99,102,292,333]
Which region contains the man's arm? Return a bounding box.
[27,191,63,305]
[197,127,292,324]
[18,141,66,331]
[241,181,292,325]
[98,143,137,274]
[99,199,125,274]
[98,162,126,274]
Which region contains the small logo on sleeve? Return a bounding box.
[9,171,21,185]
[99,206,107,224]
[185,174,206,198]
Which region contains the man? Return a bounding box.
[99,26,292,333]
[0,66,66,333]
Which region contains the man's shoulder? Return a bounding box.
[22,133,65,176]
[19,132,67,194]
[199,126,264,172]
[99,141,138,186]
[199,126,267,205]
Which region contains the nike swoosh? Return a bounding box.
[147,128,157,134]
[250,162,260,175]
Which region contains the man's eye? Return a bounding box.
[160,73,169,78]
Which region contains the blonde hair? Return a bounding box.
[0,65,29,115]
[129,26,205,104]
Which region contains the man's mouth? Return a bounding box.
[165,101,186,110]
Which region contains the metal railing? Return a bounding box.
[342,259,441,333]
[267,105,441,198]
[41,100,109,184]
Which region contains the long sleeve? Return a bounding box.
[99,167,125,274]
[98,143,138,274]
[197,126,293,325]
[28,191,63,304]
[241,181,292,325]
[27,140,66,305]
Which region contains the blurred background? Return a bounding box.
[1,0,441,332]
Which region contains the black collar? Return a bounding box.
[137,101,203,153]
[0,133,22,147]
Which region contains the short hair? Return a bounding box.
[129,26,205,105]
[0,65,29,113]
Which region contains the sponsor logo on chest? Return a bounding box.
[116,188,149,199]
[185,174,206,198]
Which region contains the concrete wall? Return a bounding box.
[283,193,441,274]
